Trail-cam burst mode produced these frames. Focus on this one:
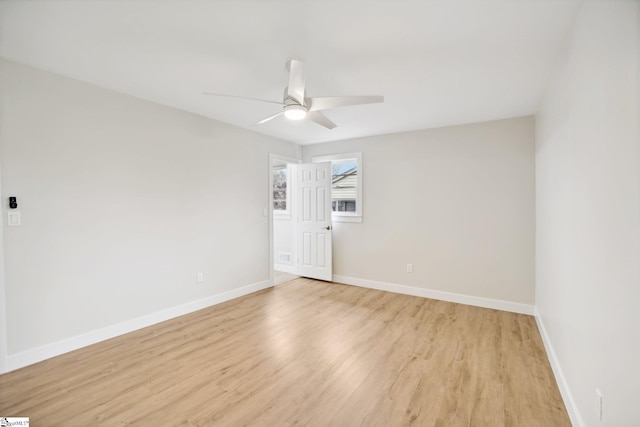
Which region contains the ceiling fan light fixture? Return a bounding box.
[284,104,307,120]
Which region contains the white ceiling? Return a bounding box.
[0,0,581,145]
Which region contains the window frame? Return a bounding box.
[272,160,291,219]
[312,152,363,223]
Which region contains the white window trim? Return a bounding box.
[312,152,363,223]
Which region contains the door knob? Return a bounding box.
[325,226,331,230]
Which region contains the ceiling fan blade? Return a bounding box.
[256,111,284,125]
[307,111,337,130]
[308,95,384,111]
[203,92,283,106]
[286,60,306,104]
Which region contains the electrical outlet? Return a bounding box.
[595,388,603,422]
[196,272,204,284]
[406,264,413,273]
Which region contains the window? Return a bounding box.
[272,160,289,213]
[333,200,356,212]
[312,152,362,222]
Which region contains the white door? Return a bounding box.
[298,162,332,281]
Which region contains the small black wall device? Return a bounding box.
[9,197,17,209]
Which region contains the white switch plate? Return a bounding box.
[7,211,21,226]
[196,272,204,284]
[263,208,268,217]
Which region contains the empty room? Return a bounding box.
[0,0,638,426]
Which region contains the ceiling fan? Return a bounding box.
[203,60,384,129]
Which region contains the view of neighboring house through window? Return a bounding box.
[331,161,357,212]
[312,152,362,222]
[272,160,288,212]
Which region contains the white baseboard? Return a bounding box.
[274,264,297,275]
[273,272,299,285]
[534,308,584,427]
[331,275,535,315]
[4,280,272,373]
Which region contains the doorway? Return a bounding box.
[269,155,333,285]
[270,154,299,285]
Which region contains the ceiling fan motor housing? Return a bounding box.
[283,87,305,106]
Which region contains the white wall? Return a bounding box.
[273,215,297,274]
[0,59,299,369]
[535,1,640,425]
[302,116,535,307]
[273,214,295,274]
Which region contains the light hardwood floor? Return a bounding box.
[0,278,570,426]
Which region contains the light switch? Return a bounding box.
[8,211,21,226]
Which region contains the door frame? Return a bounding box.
[268,153,301,286]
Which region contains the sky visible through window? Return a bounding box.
[331,161,357,179]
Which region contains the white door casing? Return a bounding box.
[298,162,332,281]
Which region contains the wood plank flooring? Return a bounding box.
[0,278,570,426]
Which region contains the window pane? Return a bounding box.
[331,160,357,213]
[345,200,356,212]
[272,162,288,211]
